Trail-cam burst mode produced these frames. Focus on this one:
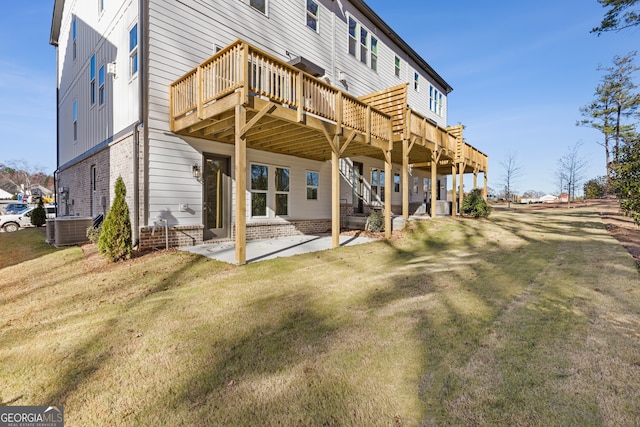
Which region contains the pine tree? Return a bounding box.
[98,177,132,262]
[31,198,47,227]
[461,189,492,218]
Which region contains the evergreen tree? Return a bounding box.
[31,198,47,227]
[461,189,492,218]
[98,176,132,262]
[592,0,640,34]
[611,136,640,225]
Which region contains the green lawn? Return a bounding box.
[1,207,639,426]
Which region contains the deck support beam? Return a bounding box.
[331,146,340,249]
[458,161,466,216]
[430,149,441,219]
[402,139,409,219]
[235,105,247,264]
[384,149,392,238]
[451,164,457,216]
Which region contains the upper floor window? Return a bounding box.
[249,0,266,14]
[371,37,378,72]
[98,65,105,105]
[414,72,419,92]
[129,24,139,77]
[306,0,318,32]
[73,99,78,141]
[360,27,368,64]
[394,56,401,77]
[348,17,357,57]
[429,86,443,116]
[90,55,96,105]
[72,17,77,60]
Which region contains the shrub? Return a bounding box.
[461,189,492,218]
[86,225,102,244]
[31,198,47,227]
[98,177,132,262]
[366,209,385,232]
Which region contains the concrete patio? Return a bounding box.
[180,233,379,264]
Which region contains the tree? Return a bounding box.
[592,0,640,34]
[461,189,492,218]
[557,142,589,203]
[31,198,47,227]
[611,136,640,224]
[578,52,640,178]
[98,177,132,262]
[500,151,522,208]
[584,176,608,199]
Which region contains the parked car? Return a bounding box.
[4,202,29,215]
[0,206,56,232]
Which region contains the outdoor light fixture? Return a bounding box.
[192,164,201,180]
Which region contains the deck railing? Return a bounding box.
[170,40,390,142]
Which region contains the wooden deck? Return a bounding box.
[169,40,488,263]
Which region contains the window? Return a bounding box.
[306,0,318,31]
[423,178,430,194]
[72,17,77,60]
[394,173,400,192]
[414,72,419,92]
[251,164,268,217]
[90,55,96,105]
[306,171,319,200]
[98,0,104,13]
[348,17,357,57]
[395,56,401,78]
[98,65,105,105]
[430,86,444,116]
[249,0,266,14]
[73,99,78,141]
[370,37,378,71]
[275,168,290,216]
[413,176,418,193]
[360,27,368,64]
[371,168,385,202]
[129,24,138,77]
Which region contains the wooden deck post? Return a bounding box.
[331,146,340,249]
[458,163,465,216]
[431,151,438,219]
[473,169,478,189]
[484,173,488,200]
[451,164,457,216]
[402,139,409,219]
[235,105,247,264]
[384,150,392,238]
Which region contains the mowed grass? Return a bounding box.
[1,206,639,426]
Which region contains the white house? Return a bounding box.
[50,0,488,264]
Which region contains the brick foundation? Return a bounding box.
[138,224,204,250]
[244,219,332,240]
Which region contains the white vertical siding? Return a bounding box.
[57,0,140,166]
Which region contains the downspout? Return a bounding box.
[133,0,148,247]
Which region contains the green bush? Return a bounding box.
[98,177,132,262]
[366,209,385,232]
[31,198,47,227]
[461,189,492,218]
[86,225,102,244]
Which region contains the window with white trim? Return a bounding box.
[348,17,357,57]
[394,56,401,77]
[429,85,444,116]
[306,0,319,32]
[129,23,138,77]
[98,64,105,105]
[73,99,78,141]
[251,164,268,217]
[360,27,368,64]
[249,0,266,14]
[371,168,385,202]
[370,37,378,71]
[275,167,290,216]
[413,176,418,193]
[306,171,319,200]
[414,72,419,92]
[394,173,400,193]
[423,178,430,194]
[90,55,96,105]
[72,16,77,60]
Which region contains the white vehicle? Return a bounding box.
[0,206,56,232]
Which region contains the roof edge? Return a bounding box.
[350,0,453,94]
[50,0,64,46]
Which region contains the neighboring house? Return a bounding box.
[50,0,488,264]
[0,188,13,200]
[540,194,558,203]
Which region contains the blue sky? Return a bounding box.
[0,2,637,194]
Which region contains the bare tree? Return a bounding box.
[558,142,589,206]
[500,151,523,208]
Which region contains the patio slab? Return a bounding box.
[180,233,379,264]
